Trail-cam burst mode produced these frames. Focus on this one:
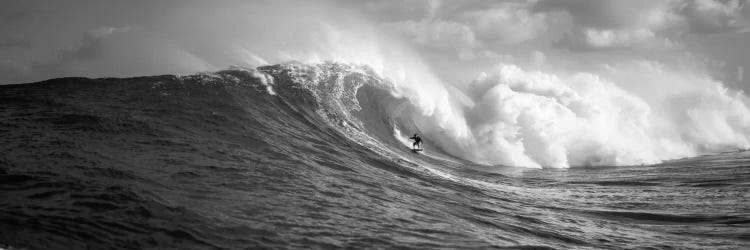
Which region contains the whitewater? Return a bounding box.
[1,62,749,249]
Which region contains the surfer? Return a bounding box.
[409,134,422,149]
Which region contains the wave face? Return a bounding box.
[1,62,749,249]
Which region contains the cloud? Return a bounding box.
[0,59,31,84]
[557,28,678,51]
[457,49,515,62]
[376,0,748,52]
[530,50,546,65]
[62,27,132,61]
[0,11,30,23]
[0,27,132,83]
[3,1,398,83]
[534,0,672,29]
[375,0,744,53]
[535,0,750,50]
[458,3,548,45]
[0,38,31,50]
[534,0,681,50]
[380,1,547,60]
[381,19,478,51]
[358,0,440,21]
[30,26,213,80]
[679,0,750,33]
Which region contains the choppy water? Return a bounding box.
[1,63,748,249]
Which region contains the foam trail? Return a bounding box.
[393,63,750,168]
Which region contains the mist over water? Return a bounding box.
[436,63,750,168]
[20,0,750,168]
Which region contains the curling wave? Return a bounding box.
[247,62,750,168]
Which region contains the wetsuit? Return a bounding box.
[409,135,422,149]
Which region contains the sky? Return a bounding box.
[0,0,747,90]
[1,0,749,167]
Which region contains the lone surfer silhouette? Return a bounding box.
[409,134,422,150]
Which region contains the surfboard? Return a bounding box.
[411,148,423,153]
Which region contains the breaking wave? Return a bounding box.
[241,61,750,168]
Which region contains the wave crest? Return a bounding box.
[208,62,750,168]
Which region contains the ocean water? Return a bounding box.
[1,62,748,249]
